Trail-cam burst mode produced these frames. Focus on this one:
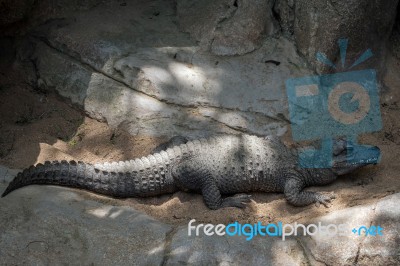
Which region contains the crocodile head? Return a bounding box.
[331,140,381,175]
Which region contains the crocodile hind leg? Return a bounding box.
[201,179,252,209]
[172,157,251,210]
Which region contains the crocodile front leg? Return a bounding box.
[172,157,252,209]
[284,175,336,207]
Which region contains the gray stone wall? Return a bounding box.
[0,0,399,138]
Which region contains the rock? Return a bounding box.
[112,37,309,117]
[177,0,277,55]
[83,72,240,138]
[33,41,92,105]
[299,205,374,265]
[165,226,308,265]
[294,0,399,76]
[357,193,400,265]
[0,168,172,265]
[299,193,400,265]
[84,72,257,138]
[29,0,312,138]
[389,9,400,59]
[210,0,277,55]
[0,0,34,27]
[37,0,193,70]
[0,0,104,35]
[0,37,16,66]
[0,165,20,183]
[273,0,295,37]
[390,29,400,60]
[177,0,237,49]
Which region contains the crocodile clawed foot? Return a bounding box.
[221,194,252,209]
[315,192,336,208]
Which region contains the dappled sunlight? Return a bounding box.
[129,91,165,112]
[99,39,300,138]
[88,205,124,219]
[142,64,174,86]
[147,243,165,255]
[112,46,223,101]
[167,61,222,95]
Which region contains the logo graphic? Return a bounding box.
[286,39,382,168]
[188,219,384,241]
[352,225,383,236]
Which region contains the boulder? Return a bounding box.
[210,0,277,55]
[177,0,277,55]
[299,193,400,265]
[27,0,312,138]
[165,226,308,265]
[0,166,171,265]
[294,0,399,76]
[273,0,295,37]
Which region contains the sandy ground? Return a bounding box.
[0,54,399,226]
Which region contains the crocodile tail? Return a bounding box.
[1,160,176,198]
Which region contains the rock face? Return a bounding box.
[176,0,237,50]
[273,0,295,37]
[390,6,400,59]
[293,0,399,75]
[299,193,400,265]
[165,228,308,265]
[1,0,399,138]
[18,0,312,138]
[177,0,277,56]
[210,0,276,56]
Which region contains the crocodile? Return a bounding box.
[1,134,380,209]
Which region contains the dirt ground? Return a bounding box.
[1,54,400,227]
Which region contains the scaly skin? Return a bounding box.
[1,134,378,209]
